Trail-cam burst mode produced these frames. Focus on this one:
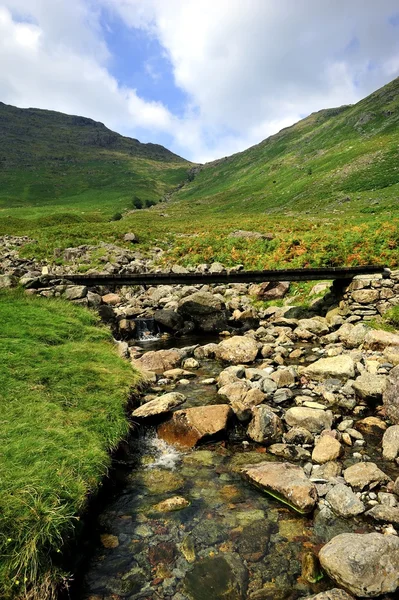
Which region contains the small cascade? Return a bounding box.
[142,429,183,470]
[134,318,161,341]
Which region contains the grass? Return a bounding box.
[0,289,140,599]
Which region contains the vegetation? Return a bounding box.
[0,290,140,599]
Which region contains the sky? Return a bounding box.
[0,0,398,163]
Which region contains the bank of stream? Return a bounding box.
[71,330,399,600]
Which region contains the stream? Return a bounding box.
[73,334,394,600]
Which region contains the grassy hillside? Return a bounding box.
[176,76,399,215]
[0,290,140,599]
[0,102,190,216]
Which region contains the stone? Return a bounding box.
[141,468,184,495]
[284,426,314,445]
[133,348,181,373]
[302,552,323,584]
[366,504,399,525]
[132,392,186,418]
[180,534,196,563]
[182,357,200,369]
[343,462,390,490]
[242,461,317,514]
[100,534,119,548]
[302,591,354,600]
[101,292,121,305]
[383,365,399,424]
[259,281,290,300]
[352,373,387,402]
[341,323,368,349]
[351,289,380,304]
[218,365,245,387]
[64,285,87,300]
[218,381,251,404]
[153,496,190,512]
[178,291,223,315]
[154,309,184,331]
[319,532,399,597]
[285,407,333,433]
[270,368,296,388]
[228,229,272,240]
[184,553,248,600]
[364,329,399,351]
[382,425,399,460]
[217,336,259,364]
[158,404,233,448]
[163,368,196,380]
[325,483,365,517]
[355,416,387,436]
[230,388,266,422]
[303,355,355,380]
[312,436,342,464]
[384,346,399,366]
[247,405,284,444]
[123,232,138,242]
[297,318,329,336]
[0,274,15,288]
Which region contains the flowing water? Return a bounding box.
[74,343,386,600]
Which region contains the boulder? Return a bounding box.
[259,281,290,300]
[341,323,368,349]
[101,292,121,305]
[383,365,399,424]
[364,329,399,351]
[230,388,266,422]
[154,309,184,331]
[133,348,182,373]
[382,425,399,460]
[352,373,386,403]
[303,355,355,380]
[158,405,232,448]
[351,289,380,304]
[296,318,329,336]
[247,405,284,444]
[217,365,245,387]
[312,436,342,464]
[242,461,317,514]
[319,532,399,597]
[0,274,15,288]
[178,291,223,315]
[123,232,138,243]
[217,336,259,364]
[132,393,186,419]
[325,484,365,517]
[285,407,333,433]
[343,462,390,490]
[184,553,248,600]
[302,590,354,600]
[64,285,87,300]
[366,504,399,525]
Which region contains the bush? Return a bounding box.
[132,197,143,209]
[110,212,123,221]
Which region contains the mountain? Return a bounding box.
[175,77,399,215]
[0,103,190,212]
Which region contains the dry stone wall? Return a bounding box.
[340,270,399,320]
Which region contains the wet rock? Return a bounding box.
[325,483,365,517]
[382,425,399,460]
[242,461,317,514]
[285,407,333,433]
[194,343,219,359]
[183,357,200,369]
[312,436,342,464]
[133,348,182,373]
[383,365,399,424]
[163,368,196,380]
[319,532,399,597]
[217,336,259,364]
[230,387,266,422]
[302,590,354,600]
[180,534,196,563]
[141,468,184,495]
[268,443,311,460]
[364,329,399,351]
[148,541,176,566]
[239,519,272,561]
[154,309,184,331]
[132,392,186,418]
[302,355,355,380]
[366,504,399,525]
[100,534,119,548]
[352,373,387,402]
[158,404,233,448]
[343,462,390,490]
[153,496,190,512]
[184,553,248,600]
[302,551,323,583]
[247,405,284,444]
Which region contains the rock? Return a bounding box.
[384,346,399,366]
[217,365,245,387]
[141,468,184,495]
[259,281,290,300]
[302,552,323,583]
[184,553,248,600]
[171,264,189,274]
[101,292,121,305]
[230,388,266,422]
[178,291,223,315]
[270,368,296,388]
[64,285,87,300]
[312,436,342,464]
[352,373,387,402]
[341,323,368,349]
[194,343,219,359]
[242,461,317,514]
[351,289,380,304]
[383,365,399,424]
[133,348,181,373]
[153,496,190,512]
[100,534,119,548]
[284,426,314,445]
[319,532,399,597]
[343,462,390,490]
[285,407,333,433]
[123,232,138,243]
[382,425,399,460]
[366,504,399,525]
[303,355,355,380]
[217,336,259,364]
[364,329,399,351]
[209,262,225,273]
[218,381,250,404]
[154,309,184,331]
[132,392,186,418]
[268,443,311,461]
[158,404,233,448]
[182,357,200,369]
[228,229,272,240]
[0,274,15,288]
[302,590,354,600]
[296,318,329,336]
[163,368,196,380]
[325,483,365,517]
[355,416,387,436]
[247,405,284,444]
[180,534,196,563]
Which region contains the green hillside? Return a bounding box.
[0,102,190,215]
[176,76,399,215]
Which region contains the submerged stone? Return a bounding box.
[184,553,248,600]
[141,468,184,495]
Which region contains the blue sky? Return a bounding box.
[0,0,398,162]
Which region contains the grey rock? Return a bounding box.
[343,462,390,490]
[217,336,259,364]
[132,392,186,418]
[247,405,283,444]
[382,425,399,460]
[303,355,355,380]
[64,285,87,300]
[285,407,333,433]
[352,373,387,402]
[366,504,399,525]
[383,365,399,424]
[325,483,365,517]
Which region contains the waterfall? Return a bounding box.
[134,318,161,341]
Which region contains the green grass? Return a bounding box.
[0,290,140,599]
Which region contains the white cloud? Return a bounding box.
[0,0,398,162]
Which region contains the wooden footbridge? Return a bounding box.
[48,265,389,287]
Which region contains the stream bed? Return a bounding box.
[74,336,395,600]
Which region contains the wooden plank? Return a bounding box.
[52,265,388,287]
